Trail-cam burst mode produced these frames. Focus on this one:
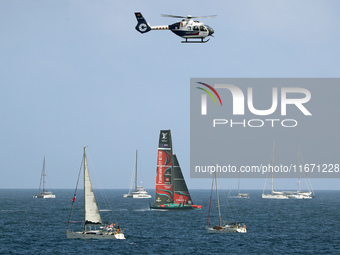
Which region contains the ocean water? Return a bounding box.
[0,189,339,254]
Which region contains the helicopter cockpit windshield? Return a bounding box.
[205,24,214,35]
[200,26,207,32]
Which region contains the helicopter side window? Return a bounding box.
[187,26,191,30]
[200,26,207,31]
[193,26,199,31]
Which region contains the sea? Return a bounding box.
[0,189,339,255]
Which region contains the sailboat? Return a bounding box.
[262,141,289,199]
[66,147,125,239]
[207,172,247,233]
[150,129,201,210]
[123,150,151,198]
[286,190,314,199]
[286,145,315,199]
[33,156,55,199]
[228,173,249,199]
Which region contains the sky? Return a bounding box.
[1,0,339,191]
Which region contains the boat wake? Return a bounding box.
[132,208,150,212]
[0,209,26,212]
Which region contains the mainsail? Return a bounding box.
[39,156,46,193]
[84,147,102,226]
[154,129,174,206]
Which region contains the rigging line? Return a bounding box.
[298,149,309,192]
[134,150,138,191]
[136,150,146,188]
[128,153,136,193]
[263,140,275,194]
[38,157,44,193]
[299,148,314,194]
[228,179,236,197]
[44,156,49,191]
[42,156,46,191]
[207,173,214,228]
[263,146,272,193]
[215,172,222,227]
[299,148,312,192]
[67,155,84,230]
[220,182,234,222]
[298,150,309,191]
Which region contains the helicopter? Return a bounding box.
[134,12,216,43]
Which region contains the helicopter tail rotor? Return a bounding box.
[135,12,151,34]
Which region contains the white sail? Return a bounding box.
[84,148,102,225]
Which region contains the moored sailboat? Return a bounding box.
[207,172,247,233]
[262,141,289,199]
[66,147,125,239]
[286,145,315,199]
[150,129,201,210]
[123,150,151,199]
[33,157,55,199]
[228,173,249,199]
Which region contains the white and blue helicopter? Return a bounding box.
[135,12,216,43]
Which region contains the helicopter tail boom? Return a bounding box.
[135,12,151,34]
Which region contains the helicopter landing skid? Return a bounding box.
[181,38,210,43]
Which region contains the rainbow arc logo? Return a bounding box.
[196,82,222,115]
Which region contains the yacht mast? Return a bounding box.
[271,141,275,194]
[135,150,138,191]
[42,156,46,192]
[83,147,86,231]
[297,145,301,193]
[215,172,222,227]
[238,172,240,195]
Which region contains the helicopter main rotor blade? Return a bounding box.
[161,14,188,18]
[161,14,217,19]
[195,15,217,19]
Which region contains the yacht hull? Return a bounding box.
[33,193,55,199]
[288,194,313,199]
[207,226,247,233]
[66,231,125,240]
[123,192,151,199]
[262,194,289,199]
[150,204,201,211]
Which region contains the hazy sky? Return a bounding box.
[1,0,339,190]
